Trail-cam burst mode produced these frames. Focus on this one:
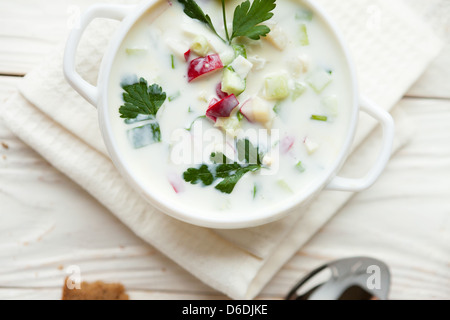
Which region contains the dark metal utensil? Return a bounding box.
[286,257,391,300]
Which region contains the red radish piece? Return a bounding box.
[239,99,255,122]
[184,49,191,62]
[206,94,239,122]
[280,135,295,154]
[168,173,185,194]
[216,83,228,99]
[188,54,223,82]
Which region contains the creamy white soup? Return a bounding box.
[107,0,353,218]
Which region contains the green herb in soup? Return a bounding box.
[183,139,264,194]
[178,0,276,44]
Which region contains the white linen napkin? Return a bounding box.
[0,0,442,299]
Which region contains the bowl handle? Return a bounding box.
[63,4,134,107]
[326,96,395,192]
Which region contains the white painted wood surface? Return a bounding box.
[0,0,449,300]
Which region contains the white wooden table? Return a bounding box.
[0,0,449,300]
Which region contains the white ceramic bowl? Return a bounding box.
[63,0,395,229]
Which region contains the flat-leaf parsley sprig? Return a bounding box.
[178,0,276,44]
[183,139,265,194]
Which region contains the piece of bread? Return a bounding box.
[62,277,129,300]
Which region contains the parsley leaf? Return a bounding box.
[231,0,276,41]
[215,165,260,194]
[183,165,215,186]
[177,0,225,42]
[119,78,166,119]
[183,139,265,194]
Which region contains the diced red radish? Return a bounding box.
[188,54,223,82]
[168,173,185,194]
[184,49,191,62]
[206,94,239,122]
[280,135,295,154]
[216,83,228,99]
[240,99,255,122]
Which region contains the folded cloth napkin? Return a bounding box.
[0,0,442,299]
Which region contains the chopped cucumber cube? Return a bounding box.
[127,123,161,149]
[232,44,247,59]
[307,69,333,93]
[322,95,339,117]
[265,74,290,100]
[125,47,148,55]
[230,55,253,80]
[299,24,309,46]
[292,82,307,101]
[220,50,236,66]
[277,180,293,193]
[296,9,314,21]
[222,68,246,96]
[215,117,242,137]
[191,35,210,57]
[124,114,154,125]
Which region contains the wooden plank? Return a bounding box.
[0,96,449,300]
[262,98,450,300]
[0,0,448,99]
[0,0,97,75]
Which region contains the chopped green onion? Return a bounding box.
[168,91,181,102]
[253,184,258,199]
[186,115,207,132]
[296,161,306,173]
[311,115,328,122]
[171,54,175,69]
[296,9,313,21]
[237,110,244,122]
[188,106,193,113]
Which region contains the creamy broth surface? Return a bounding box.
[108,0,354,218]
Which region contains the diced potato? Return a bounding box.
[265,23,288,51]
[248,55,267,71]
[304,137,319,155]
[291,54,310,77]
[191,35,210,57]
[197,90,208,102]
[307,69,333,93]
[252,96,272,123]
[230,55,253,79]
[265,74,290,100]
[262,155,273,166]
